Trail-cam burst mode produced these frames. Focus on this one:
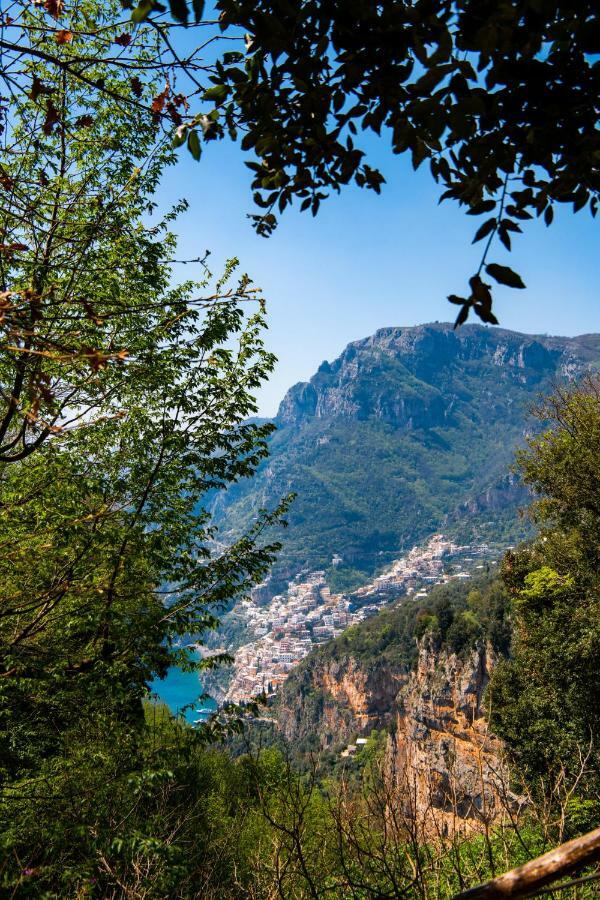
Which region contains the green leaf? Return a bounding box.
[477,307,499,325]
[454,303,470,328]
[172,127,187,149]
[187,129,201,161]
[498,225,511,251]
[414,63,453,95]
[467,199,496,215]
[192,0,204,23]
[411,140,428,170]
[472,217,496,243]
[131,0,154,23]
[202,84,229,104]
[485,263,526,289]
[223,51,243,64]
[469,274,492,306]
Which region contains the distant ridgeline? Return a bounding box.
[210,323,600,595]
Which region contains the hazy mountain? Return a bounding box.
[211,323,600,593]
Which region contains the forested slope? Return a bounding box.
[212,324,600,589]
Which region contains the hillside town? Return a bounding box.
[224,534,502,703]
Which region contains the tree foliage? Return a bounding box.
[0,250,291,879]
[0,0,598,892]
[210,0,598,322]
[0,0,186,459]
[0,1,291,886]
[1,0,597,325]
[490,376,600,824]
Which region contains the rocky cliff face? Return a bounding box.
[276,324,599,427]
[459,472,529,516]
[386,637,513,833]
[277,656,403,750]
[275,633,514,830]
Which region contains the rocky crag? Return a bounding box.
[277,655,404,750]
[272,576,518,830]
[277,635,513,831]
[387,637,514,835]
[211,324,600,593]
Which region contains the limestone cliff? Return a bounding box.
[273,577,516,830]
[276,655,403,750]
[386,636,513,833]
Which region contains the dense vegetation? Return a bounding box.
[264,378,600,857]
[489,379,600,827]
[0,4,285,890]
[1,701,561,898]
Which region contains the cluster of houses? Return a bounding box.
[225,534,500,703]
[226,572,354,701]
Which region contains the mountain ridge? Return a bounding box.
[277,322,600,424]
[212,323,600,593]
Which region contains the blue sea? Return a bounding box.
[150,649,217,724]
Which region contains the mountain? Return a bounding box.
[212,323,600,593]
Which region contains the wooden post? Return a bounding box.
[454,827,600,899]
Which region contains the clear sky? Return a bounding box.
[154,132,599,417]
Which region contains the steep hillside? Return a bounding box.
[274,574,508,751]
[272,576,515,828]
[212,324,600,590]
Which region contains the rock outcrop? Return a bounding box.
[386,637,514,834]
[274,602,518,832]
[277,656,403,750]
[277,324,598,426]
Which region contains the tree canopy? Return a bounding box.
[490,376,600,826]
[0,0,597,325]
[211,0,599,322]
[0,4,291,886]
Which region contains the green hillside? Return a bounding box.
[211,324,600,590]
[295,572,508,673]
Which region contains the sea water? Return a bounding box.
[150,648,217,724]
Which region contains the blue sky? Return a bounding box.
[155,133,599,417]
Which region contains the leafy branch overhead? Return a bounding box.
[143,0,599,324]
[1,0,596,324]
[226,0,597,323]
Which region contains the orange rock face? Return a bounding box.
[276,655,402,749]
[276,634,520,834]
[386,636,518,835]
